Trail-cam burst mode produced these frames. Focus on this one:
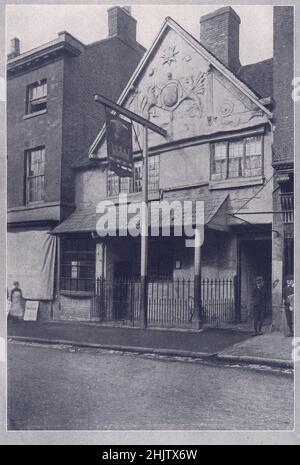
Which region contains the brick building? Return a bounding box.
[271,6,294,328]
[52,7,278,327]
[7,6,145,316]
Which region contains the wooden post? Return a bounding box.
[141,124,148,329]
[194,228,203,329]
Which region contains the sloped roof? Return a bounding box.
[237,58,273,99]
[51,188,228,235]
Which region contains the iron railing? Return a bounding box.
[90,277,236,328]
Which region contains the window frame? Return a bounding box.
[60,235,96,293]
[26,79,48,115]
[24,146,46,205]
[107,155,160,197]
[210,135,264,181]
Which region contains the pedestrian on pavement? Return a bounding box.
[282,275,294,337]
[8,281,24,323]
[252,276,267,336]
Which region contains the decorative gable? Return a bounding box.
[91,18,271,158]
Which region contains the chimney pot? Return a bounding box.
[107,6,137,45]
[200,6,241,72]
[8,37,20,59]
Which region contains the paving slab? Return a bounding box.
[218,331,294,367]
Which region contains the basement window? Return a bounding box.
[26,79,47,114]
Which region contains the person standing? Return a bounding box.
[252,276,268,336]
[8,281,24,322]
[282,275,294,337]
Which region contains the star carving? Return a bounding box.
[161,45,179,66]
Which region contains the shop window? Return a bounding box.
[25,146,45,204]
[26,79,47,114]
[60,236,95,292]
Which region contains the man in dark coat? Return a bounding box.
[282,275,294,337]
[252,276,268,336]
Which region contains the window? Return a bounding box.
[228,140,244,178]
[244,136,263,177]
[60,236,96,292]
[210,135,263,181]
[211,142,227,181]
[25,147,45,204]
[107,155,159,196]
[26,79,47,114]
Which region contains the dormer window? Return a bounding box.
[26,79,47,114]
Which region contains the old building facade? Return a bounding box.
[271,6,294,329]
[52,7,277,327]
[7,7,145,317]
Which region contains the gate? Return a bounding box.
[92,277,237,327]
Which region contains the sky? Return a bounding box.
[6,4,273,66]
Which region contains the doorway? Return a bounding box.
[240,239,272,321]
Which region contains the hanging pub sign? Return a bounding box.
[106,109,133,177]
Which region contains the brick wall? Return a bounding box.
[7,58,64,208]
[54,294,92,320]
[273,6,294,164]
[61,36,144,207]
[200,6,241,72]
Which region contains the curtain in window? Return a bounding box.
[212,142,227,180]
[244,136,262,177]
[228,140,243,178]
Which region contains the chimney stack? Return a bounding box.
[107,6,137,46]
[200,6,241,72]
[8,37,20,59]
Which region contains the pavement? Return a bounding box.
[7,320,294,369]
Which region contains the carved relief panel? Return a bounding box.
[120,27,267,151]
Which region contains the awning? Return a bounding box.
[51,191,229,235]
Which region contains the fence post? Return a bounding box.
[193,230,203,330]
[234,274,241,323]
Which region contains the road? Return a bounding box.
[7,341,294,430]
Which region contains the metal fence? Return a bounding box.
[91,277,236,328]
